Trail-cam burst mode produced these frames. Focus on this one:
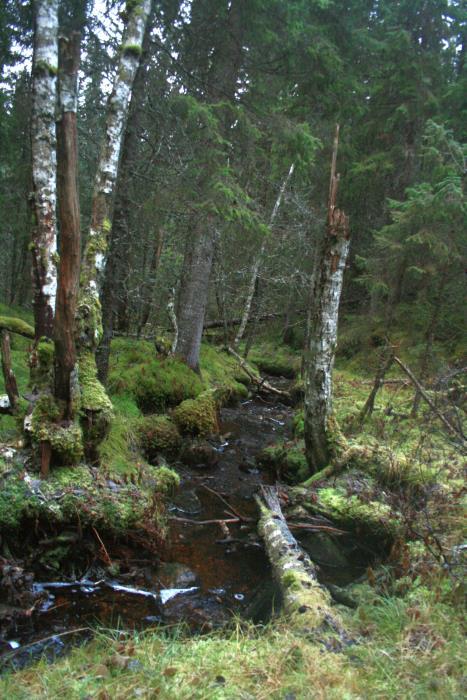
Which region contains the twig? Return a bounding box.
[92,527,112,566]
[169,516,240,525]
[202,483,254,522]
[288,523,348,535]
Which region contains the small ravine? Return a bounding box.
[0,381,372,670]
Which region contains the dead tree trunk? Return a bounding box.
[234,163,295,348]
[256,486,342,631]
[54,33,81,416]
[357,345,394,427]
[304,125,350,473]
[137,227,165,336]
[30,0,59,340]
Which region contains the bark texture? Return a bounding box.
[30,0,59,340]
[78,0,151,352]
[1,331,19,413]
[175,221,216,370]
[304,126,350,473]
[54,33,81,413]
[256,487,341,631]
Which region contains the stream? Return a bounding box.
[0,382,371,670]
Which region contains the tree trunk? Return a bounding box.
[30,0,59,340]
[304,126,350,473]
[137,228,165,336]
[234,163,295,348]
[175,220,216,371]
[175,0,245,370]
[78,0,151,354]
[54,33,81,415]
[97,5,155,381]
[1,331,19,413]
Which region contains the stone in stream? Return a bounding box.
[180,439,219,469]
[170,489,202,516]
[157,562,199,589]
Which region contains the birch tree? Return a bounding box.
[303,126,350,473]
[30,0,59,340]
[78,0,151,355]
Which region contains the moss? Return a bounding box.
[78,352,112,414]
[248,342,300,378]
[199,345,250,402]
[34,59,58,77]
[293,410,304,438]
[30,396,84,464]
[257,441,309,484]
[122,43,142,57]
[151,465,180,497]
[102,217,112,233]
[76,290,104,349]
[0,315,34,339]
[139,415,182,460]
[172,390,218,436]
[108,339,204,412]
[312,486,402,538]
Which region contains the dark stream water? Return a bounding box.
[0,386,371,669]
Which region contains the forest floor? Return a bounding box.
[0,311,465,699]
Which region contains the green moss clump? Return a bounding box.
[172,391,218,436]
[30,396,84,464]
[312,486,402,538]
[199,345,250,401]
[293,410,304,438]
[257,441,309,483]
[0,478,39,529]
[108,339,204,412]
[248,342,300,378]
[122,43,142,57]
[139,415,182,460]
[152,465,180,497]
[79,352,113,414]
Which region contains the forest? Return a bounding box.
[0,0,465,697]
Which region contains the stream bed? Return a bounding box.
[0,384,371,670]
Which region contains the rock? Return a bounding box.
[180,439,219,469]
[170,489,202,516]
[299,532,350,569]
[157,562,199,589]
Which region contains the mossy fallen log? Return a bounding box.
[0,316,35,339]
[255,486,346,635]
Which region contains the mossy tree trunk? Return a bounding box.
[30,0,59,341]
[75,0,151,449]
[304,126,350,474]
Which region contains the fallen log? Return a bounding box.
[226,346,291,400]
[255,485,346,633]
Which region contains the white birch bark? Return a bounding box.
[234,163,295,347]
[304,126,350,473]
[30,0,59,339]
[79,0,151,349]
